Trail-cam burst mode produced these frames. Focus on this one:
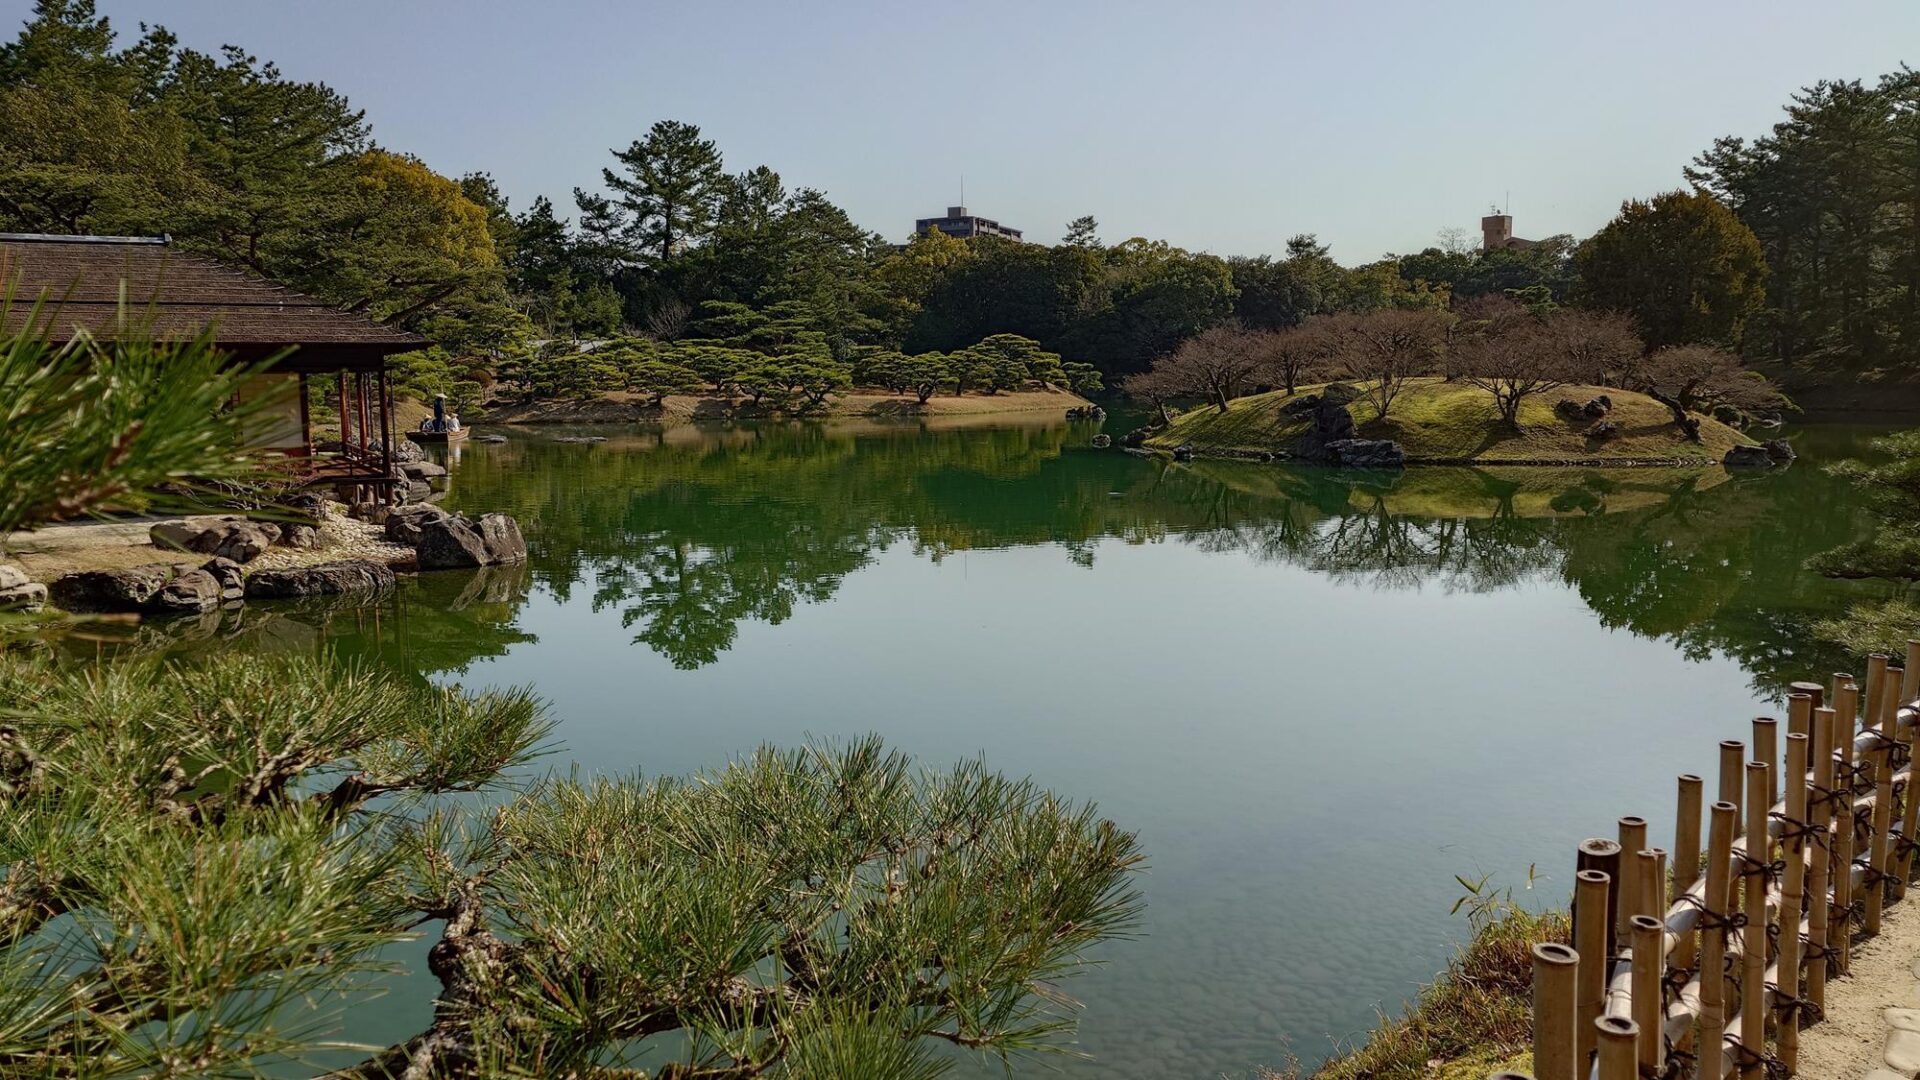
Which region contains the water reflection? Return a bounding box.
[91,419,1885,696]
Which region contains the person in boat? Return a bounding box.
[423,393,449,433]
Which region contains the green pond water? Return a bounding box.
[88,416,1900,1077]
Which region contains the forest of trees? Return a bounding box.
[2,2,1916,414]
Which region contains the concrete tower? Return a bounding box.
[1481,213,1514,251]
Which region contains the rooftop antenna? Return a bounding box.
[1505,190,1511,215]
[960,174,966,208]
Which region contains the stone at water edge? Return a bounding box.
[384,504,451,546]
[1172,443,1195,461]
[48,564,219,614]
[476,513,527,564]
[475,433,508,443]
[1090,434,1112,448]
[1764,438,1796,463]
[245,560,396,599]
[413,514,493,569]
[0,566,46,611]
[1723,445,1775,468]
[201,557,246,601]
[401,460,448,480]
[1325,439,1405,468]
[277,523,320,549]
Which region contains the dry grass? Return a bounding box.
[1147,379,1755,464]
[1259,902,1568,1080]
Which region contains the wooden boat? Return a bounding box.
[405,426,469,445]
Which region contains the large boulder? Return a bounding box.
[385,504,451,546]
[1321,383,1362,406]
[475,513,527,564]
[149,515,281,563]
[277,523,320,549]
[49,563,219,614]
[1764,438,1797,464]
[370,437,426,464]
[1325,439,1406,468]
[245,560,396,599]
[401,460,448,481]
[415,514,493,569]
[1723,445,1775,468]
[1293,396,1359,462]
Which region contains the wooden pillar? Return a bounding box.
[378,364,395,505]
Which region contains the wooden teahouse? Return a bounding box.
[0,233,425,503]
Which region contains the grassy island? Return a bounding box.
[1147,378,1757,466]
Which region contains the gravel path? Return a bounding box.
[1798,893,1920,1080]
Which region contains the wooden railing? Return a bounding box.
[1504,643,1920,1080]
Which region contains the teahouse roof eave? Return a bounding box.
[0,233,428,369]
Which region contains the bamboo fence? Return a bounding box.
[1501,643,1920,1080]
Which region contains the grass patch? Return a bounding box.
[1147,379,1754,464]
[1260,896,1568,1080]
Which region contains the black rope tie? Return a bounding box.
[1726,1037,1790,1080]
[1738,851,1787,886]
[1770,810,1829,848]
[1803,939,1842,964]
[1766,982,1825,1025]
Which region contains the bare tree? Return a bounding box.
[1453,308,1575,427]
[1136,325,1265,413]
[1542,309,1644,386]
[1627,344,1787,439]
[1318,310,1449,418]
[1252,324,1334,395]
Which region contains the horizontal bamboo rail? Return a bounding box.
[1510,647,1920,1080]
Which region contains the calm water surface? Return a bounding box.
[103,416,1898,1077]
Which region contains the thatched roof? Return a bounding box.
[0,234,423,371]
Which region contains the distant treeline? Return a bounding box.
[1,2,1912,403]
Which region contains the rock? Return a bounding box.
[370,437,426,464]
[1293,395,1358,462]
[1885,1028,1920,1075]
[154,569,222,613]
[149,514,242,551]
[1723,445,1775,468]
[245,560,396,599]
[476,513,527,564]
[1325,439,1405,468]
[1764,438,1796,463]
[210,521,280,564]
[0,565,27,590]
[401,460,448,480]
[555,435,607,444]
[385,504,451,546]
[1090,434,1112,448]
[1321,383,1361,406]
[201,557,246,601]
[281,493,330,524]
[405,480,432,502]
[415,514,493,569]
[1582,396,1612,418]
[1279,393,1322,417]
[1588,420,1620,441]
[475,433,508,444]
[48,564,223,614]
[1119,428,1149,448]
[277,523,320,549]
[1554,398,1585,420]
[0,581,47,611]
[1712,403,1745,426]
[1171,443,1195,462]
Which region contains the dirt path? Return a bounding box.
[1798,892,1920,1079]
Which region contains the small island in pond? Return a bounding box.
[1146,378,1762,468]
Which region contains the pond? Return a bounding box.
[90,416,1897,1077]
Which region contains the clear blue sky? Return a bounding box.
[61,0,1920,259]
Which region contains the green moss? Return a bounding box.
[1147,379,1756,465]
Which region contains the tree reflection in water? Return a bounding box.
[77,419,1886,696]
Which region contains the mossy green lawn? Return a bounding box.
[1147,379,1756,464]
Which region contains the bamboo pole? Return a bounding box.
[1739,762,1768,1080]
[1719,739,1746,825]
[1531,941,1578,1080]
[1905,641,1920,702]
[1574,867,1612,1068]
[1755,717,1780,811]
[1866,738,1895,934]
[1808,706,1835,1011]
[1595,1016,1637,1080]
[1867,654,1890,742]
[1699,801,1737,1064]
[1629,914,1663,1076]
[1578,838,1623,960]
[1617,817,1648,933]
[1777,731,1809,1073]
[1899,689,1920,902]
[1833,681,1860,974]
[1788,684,1822,736]
[1674,774,1704,973]
[1884,666,1904,735]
